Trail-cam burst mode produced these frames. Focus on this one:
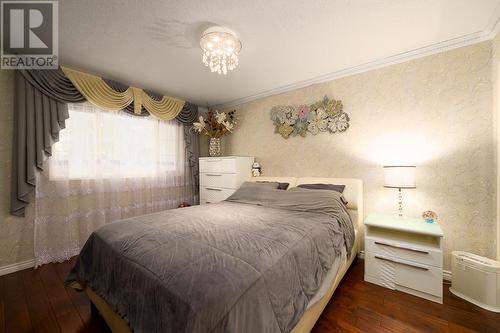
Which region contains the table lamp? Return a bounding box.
[383,166,416,218]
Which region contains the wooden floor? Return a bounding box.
[0,258,498,333]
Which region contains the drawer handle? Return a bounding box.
[205,188,222,191]
[206,174,222,177]
[374,255,429,271]
[374,241,429,254]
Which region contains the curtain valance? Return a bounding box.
[11,67,198,217]
[61,66,185,120]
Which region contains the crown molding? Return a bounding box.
[215,8,500,109]
[484,1,500,39]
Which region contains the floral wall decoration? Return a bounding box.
[270,95,349,139]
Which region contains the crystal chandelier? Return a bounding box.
[200,26,241,75]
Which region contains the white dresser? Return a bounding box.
[364,213,444,303]
[199,156,254,205]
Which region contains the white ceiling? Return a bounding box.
[59,0,500,107]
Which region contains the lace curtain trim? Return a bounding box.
[34,197,188,267]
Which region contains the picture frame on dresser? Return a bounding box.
[364,213,444,304]
[199,156,255,204]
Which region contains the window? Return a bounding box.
[50,103,185,180]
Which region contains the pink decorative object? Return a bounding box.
[298,105,310,119]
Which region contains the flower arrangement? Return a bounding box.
[270,96,349,139]
[193,109,237,138]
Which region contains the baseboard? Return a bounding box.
[443,269,452,282]
[358,251,452,282]
[0,259,35,276]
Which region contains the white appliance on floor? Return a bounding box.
[450,251,500,313]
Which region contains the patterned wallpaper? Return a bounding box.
[493,33,500,260]
[0,40,496,271]
[0,70,35,267]
[223,41,495,269]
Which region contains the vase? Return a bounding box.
[209,137,222,157]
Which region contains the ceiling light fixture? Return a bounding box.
[200,26,241,75]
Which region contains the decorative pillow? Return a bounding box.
[240,181,279,189]
[256,181,290,190]
[297,183,348,205]
[297,183,345,193]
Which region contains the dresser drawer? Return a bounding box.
[366,236,442,268]
[199,158,237,173]
[365,252,442,298]
[200,173,238,189]
[200,186,235,203]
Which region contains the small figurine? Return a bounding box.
[252,162,262,177]
[422,210,438,223]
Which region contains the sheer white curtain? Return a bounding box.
[34,103,192,266]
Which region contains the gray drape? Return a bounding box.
[181,104,199,205]
[11,70,80,216]
[176,102,199,124]
[20,68,86,103]
[11,69,199,217]
[184,125,200,205]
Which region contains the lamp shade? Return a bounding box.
[383,166,416,189]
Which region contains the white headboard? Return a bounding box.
[249,176,363,224]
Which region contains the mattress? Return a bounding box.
[307,244,347,309]
[306,208,358,309]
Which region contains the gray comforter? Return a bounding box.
[66,184,354,333]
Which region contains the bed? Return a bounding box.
[66,177,363,333]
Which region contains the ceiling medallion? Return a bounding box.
[200,26,241,75]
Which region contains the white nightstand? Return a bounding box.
[364,213,444,303]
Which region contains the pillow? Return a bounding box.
[256,181,290,190]
[297,183,345,193]
[227,181,279,202]
[240,181,279,189]
[297,183,348,205]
